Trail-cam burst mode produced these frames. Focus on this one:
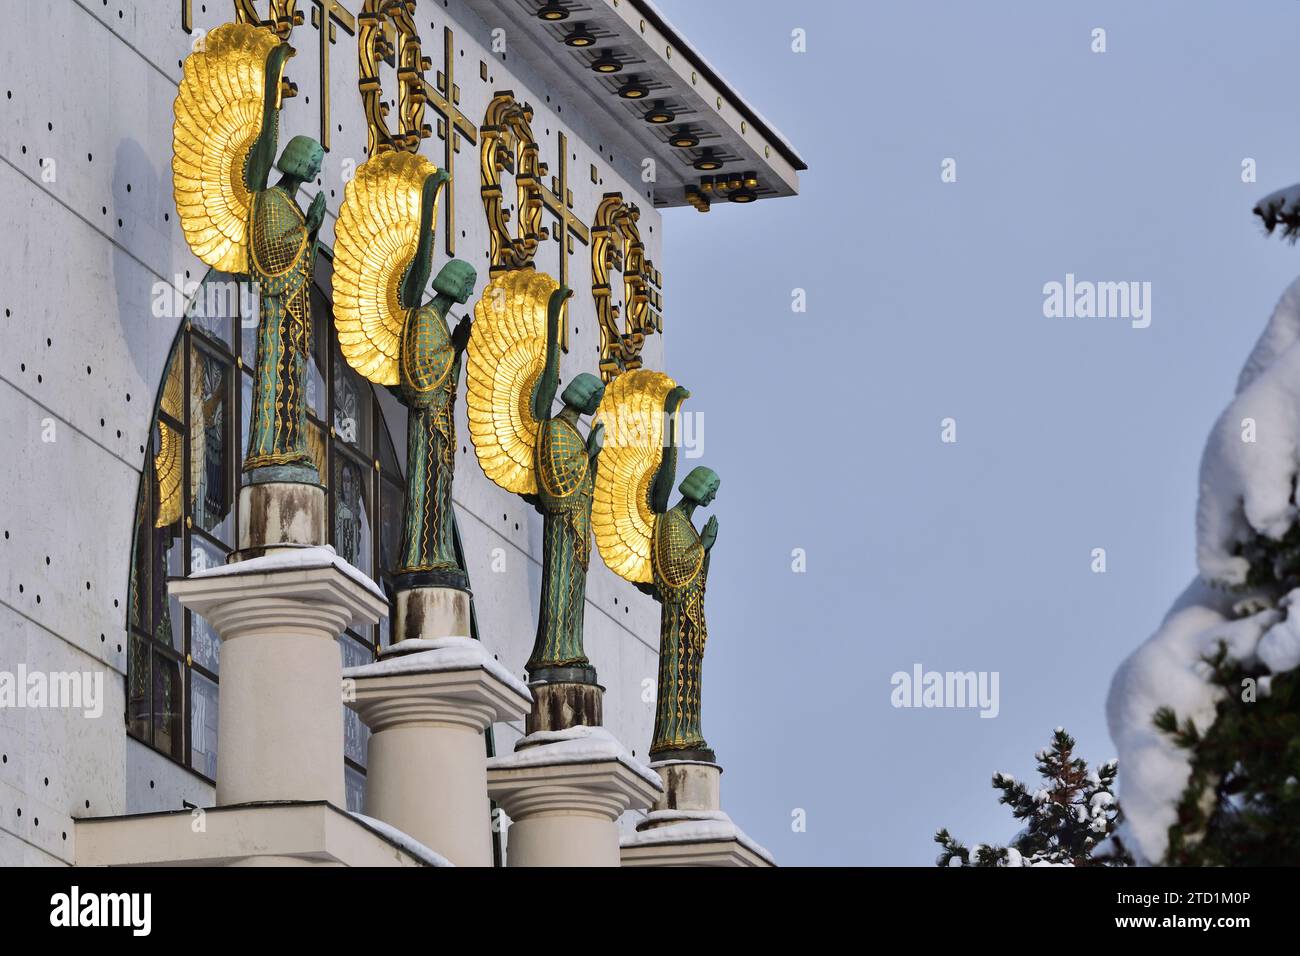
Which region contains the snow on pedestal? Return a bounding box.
[170,545,387,808]
[486,725,662,867]
[618,759,776,867]
[345,636,532,867]
[621,809,776,867]
[487,725,661,788]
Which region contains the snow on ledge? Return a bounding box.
[344,636,531,700]
[348,812,454,867]
[622,809,775,865]
[190,545,386,602]
[487,725,663,791]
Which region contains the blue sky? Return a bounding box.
[651,0,1300,864]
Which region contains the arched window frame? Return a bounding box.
[126,253,406,809]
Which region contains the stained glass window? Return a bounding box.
[126,265,407,806]
[334,454,372,576]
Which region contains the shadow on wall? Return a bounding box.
[113,136,182,439]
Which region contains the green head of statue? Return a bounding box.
[561,373,604,416]
[679,466,720,507]
[433,259,478,304]
[276,135,324,181]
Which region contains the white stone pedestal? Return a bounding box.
[344,636,532,867]
[487,725,663,867]
[169,546,387,807]
[75,802,451,867]
[620,760,776,867]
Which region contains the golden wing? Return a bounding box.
[154,355,185,529]
[466,268,561,495]
[333,151,439,385]
[592,369,679,583]
[172,22,283,273]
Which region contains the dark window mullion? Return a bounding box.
[190,322,237,365]
[325,306,337,555]
[181,330,195,772]
[157,410,184,433]
[371,398,383,649]
[190,658,219,684]
[189,524,232,557]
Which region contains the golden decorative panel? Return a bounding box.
[591,194,661,382]
[480,92,548,272]
[233,0,302,40]
[357,0,432,156]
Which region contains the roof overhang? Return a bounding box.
[464,0,805,211]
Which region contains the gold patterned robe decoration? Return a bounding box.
[172,21,319,476]
[648,504,711,755]
[593,370,712,758]
[395,296,463,579]
[244,186,316,471]
[467,269,600,675]
[334,151,471,586]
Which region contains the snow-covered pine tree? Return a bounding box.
[1153,645,1300,865]
[1107,184,1300,865]
[934,728,1131,867]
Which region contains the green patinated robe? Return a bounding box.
[650,505,711,758]
[529,416,596,673]
[245,186,316,474]
[396,300,466,586]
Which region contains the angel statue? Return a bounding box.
[466,269,606,683]
[593,371,719,762]
[333,151,477,587]
[172,21,326,481]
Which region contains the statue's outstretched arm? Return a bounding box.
[531,286,570,420]
[400,171,449,311]
[245,43,292,193]
[650,385,690,514]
